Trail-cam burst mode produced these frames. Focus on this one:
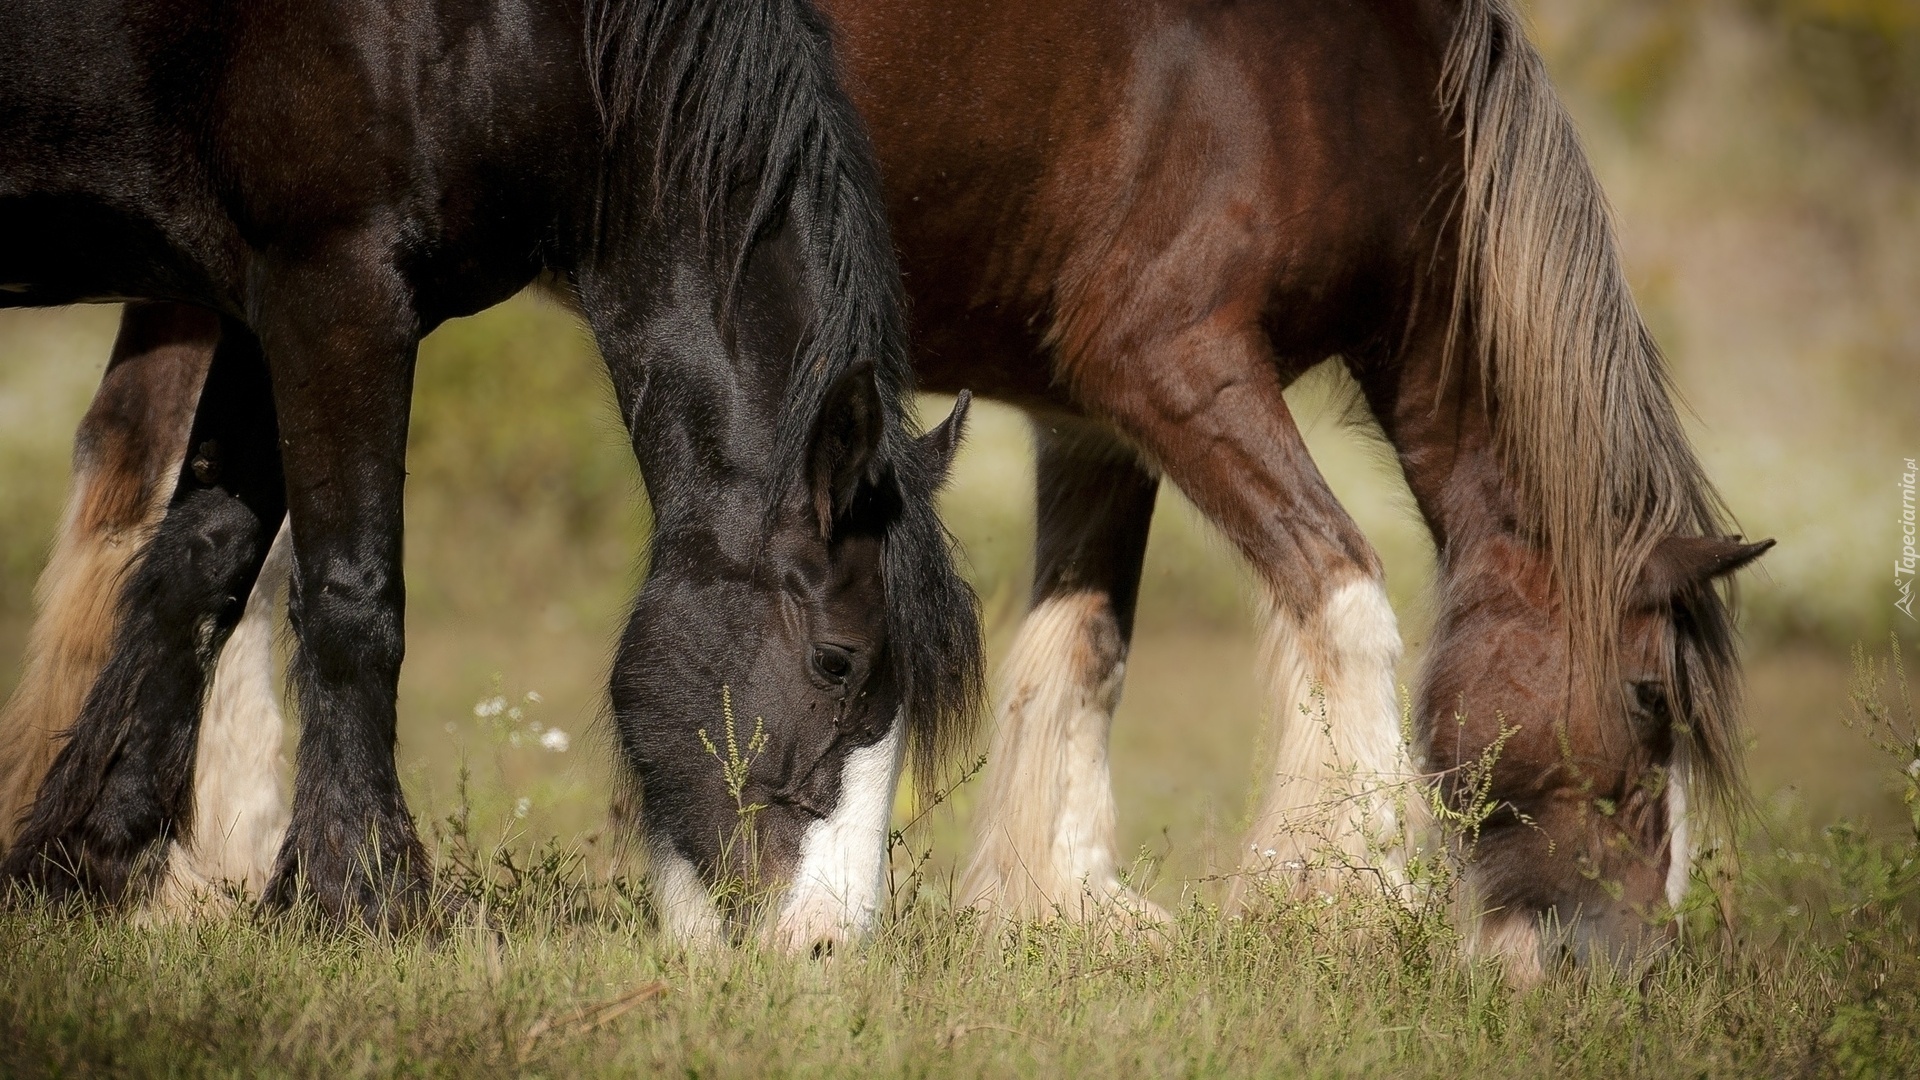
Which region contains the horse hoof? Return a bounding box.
[0,827,164,909]
[262,820,435,934]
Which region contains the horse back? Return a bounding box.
[825,0,1463,394]
[0,0,596,323]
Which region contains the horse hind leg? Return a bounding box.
[1,319,284,905]
[0,303,216,851]
[959,419,1163,924]
[148,521,292,916]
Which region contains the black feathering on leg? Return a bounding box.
[2,489,265,904]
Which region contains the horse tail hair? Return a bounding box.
[0,470,160,849]
[1441,1,1744,810]
[0,304,215,851]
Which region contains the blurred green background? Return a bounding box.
[0,0,1914,903]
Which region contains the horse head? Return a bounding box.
[1420,532,1771,982]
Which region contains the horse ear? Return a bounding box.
[916,390,971,491]
[808,362,883,536]
[1635,535,1774,608]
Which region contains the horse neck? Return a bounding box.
[1360,332,1550,601]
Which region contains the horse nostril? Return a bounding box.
[811,642,855,685]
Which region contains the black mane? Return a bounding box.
[585,0,983,786]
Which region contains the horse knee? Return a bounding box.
[289,559,404,678]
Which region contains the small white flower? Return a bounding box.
[514,797,531,819]
[525,691,543,704]
[1263,848,1277,859]
[540,728,571,753]
[508,706,524,722]
[474,696,507,718]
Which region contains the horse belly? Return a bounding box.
[0,2,234,308]
[0,196,224,310]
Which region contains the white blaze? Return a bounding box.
[1664,766,1693,910]
[771,712,905,952]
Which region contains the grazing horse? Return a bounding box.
[3,0,1766,975]
[0,0,983,947]
[827,0,1767,976]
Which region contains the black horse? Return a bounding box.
[0,0,982,942]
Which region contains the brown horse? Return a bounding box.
[1,0,1766,975]
[830,0,1768,975]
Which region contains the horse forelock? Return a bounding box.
[1440,0,1745,816]
[583,0,981,789]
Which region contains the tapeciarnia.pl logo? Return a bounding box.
[1899,457,1917,621]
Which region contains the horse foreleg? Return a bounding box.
[1236,557,1412,904]
[0,304,214,851]
[959,419,1162,924]
[1068,323,1416,906]
[2,319,285,905]
[254,259,431,931]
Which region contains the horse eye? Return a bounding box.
[811,643,856,685]
[1628,680,1665,716]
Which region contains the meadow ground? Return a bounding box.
[0,643,1915,1077]
[3,2,1918,1071]
[1,303,1916,1079]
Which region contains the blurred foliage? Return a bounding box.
[409,297,638,544]
[1542,0,1920,157]
[402,298,649,623]
[0,309,121,638]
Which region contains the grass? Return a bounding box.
[2,643,1917,1078]
[0,883,1886,1077]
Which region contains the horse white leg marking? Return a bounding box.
[1472,910,1547,988]
[772,712,905,952]
[1238,575,1414,900]
[1664,764,1692,911]
[958,592,1160,923]
[151,522,293,915]
[651,838,727,947]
